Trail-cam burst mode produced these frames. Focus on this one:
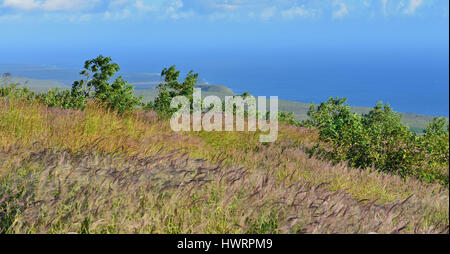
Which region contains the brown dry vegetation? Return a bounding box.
[0,98,448,234]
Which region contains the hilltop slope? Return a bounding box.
[0,98,448,233]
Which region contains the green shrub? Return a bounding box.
[37,88,86,110]
[306,97,449,185]
[71,55,142,113]
[278,111,300,126]
[0,83,36,101]
[95,76,142,114]
[1,56,142,114]
[149,65,198,117]
[416,117,449,185]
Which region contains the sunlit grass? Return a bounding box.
[0,98,448,233]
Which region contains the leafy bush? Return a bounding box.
[148,65,198,117]
[416,117,449,184]
[278,111,300,126]
[306,97,449,185]
[1,56,143,114]
[71,55,142,113]
[95,76,142,114]
[37,88,86,110]
[0,83,36,101]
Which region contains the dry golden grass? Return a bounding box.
[0,98,448,233]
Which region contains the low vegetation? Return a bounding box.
[0,56,448,234]
[305,98,449,186]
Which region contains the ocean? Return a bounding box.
[1,46,448,116]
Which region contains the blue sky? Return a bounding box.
[0,0,448,21]
[0,1,448,116]
[0,0,448,52]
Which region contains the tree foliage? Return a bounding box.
[32,55,141,113]
[306,97,448,185]
[147,65,199,117]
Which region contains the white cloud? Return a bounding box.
[403,0,423,14]
[381,0,388,16]
[68,13,92,22]
[103,9,131,20]
[41,0,97,11]
[162,0,196,20]
[332,2,349,19]
[135,0,155,12]
[168,0,183,11]
[214,3,240,11]
[260,6,276,20]
[164,0,182,15]
[0,0,445,22]
[2,0,99,11]
[281,6,314,19]
[110,0,130,7]
[0,13,21,22]
[170,10,195,20]
[3,0,40,10]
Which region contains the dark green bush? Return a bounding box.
[95,76,142,114]
[306,97,449,185]
[0,83,36,100]
[416,117,449,185]
[37,88,86,110]
[148,65,198,117]
[0,56,143,114]
[71,55,142,113]
[278,111,300,126]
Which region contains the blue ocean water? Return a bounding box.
[1,46,448,116]
[122,47,449,117]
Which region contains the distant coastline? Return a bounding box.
[2,74,447,134]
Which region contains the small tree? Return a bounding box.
[70,55,142,113]
[417,117,450,184]
[150,65,198,117]
[360,102,415,174]
[37,55,141,113]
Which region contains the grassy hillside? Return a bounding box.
[0,98,448,233]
